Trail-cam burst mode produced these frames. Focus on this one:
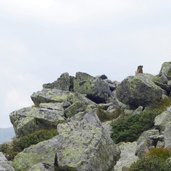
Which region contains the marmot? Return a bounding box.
[135,65,143,75]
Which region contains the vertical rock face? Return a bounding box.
[0,152,15,171]
[12,112,120,171]
[116,74,163,109]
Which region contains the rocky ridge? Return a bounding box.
[1,62,171,171]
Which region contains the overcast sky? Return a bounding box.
[1,0,171,128]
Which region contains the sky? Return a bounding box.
[0,0,171,128]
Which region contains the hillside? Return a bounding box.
[0,62,171,171]
[0,127,15,144]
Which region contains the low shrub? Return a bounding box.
[0,128,57,160]
[129,148,171,171]
[111,98,171,143]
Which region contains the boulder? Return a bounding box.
[135,129,162,158]
[31,89,72,106]
[0,152,15,171]
[43,72,74,91]
[55,112,120,171]
[154,107,171,131]
[159,62,171,80]
[12,136,59,171]
[10,106,65,137]
[74,72,111,104]
[116,74,163,109]
[113,142,138,171]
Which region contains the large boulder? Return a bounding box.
[12,112,120,171]
[74,72,111,103]
[12,136,59,171]
[116,74,163,109]
[0,152,15,171]
[31,89,72,106]
[10,106,65,137]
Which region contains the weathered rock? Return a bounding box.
[74,72,111,104]
[116,74,163,109]
[164,122,171,149]
[159,62,171,80]
[28,162,55,171]
[113,142,138,171]
[136,129,160,157]
[31,88,72,106]
[10,107,64,136]
[43,72,74,91]
[0,152,15,171]
[12,136,59,171]
[55,112,120,171]
[12,112,120,171]
[154,107,171,131]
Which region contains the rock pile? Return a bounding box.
[1,62,171,171]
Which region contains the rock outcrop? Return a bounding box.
[3,62,171,171]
